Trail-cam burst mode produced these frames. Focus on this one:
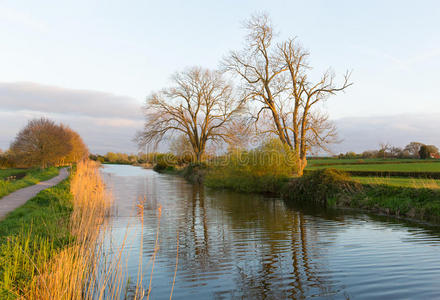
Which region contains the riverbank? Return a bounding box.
[156,165,440,225]
[0,172,72,298]
[0,161,111,299]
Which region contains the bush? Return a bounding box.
[282,169,361,205]
[152,153,177,172]
[205,139,297,193]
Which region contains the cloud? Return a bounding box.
[1,82,439,156]
[0,82,143,119]
[0,82,144,153]
[332,113,440,154]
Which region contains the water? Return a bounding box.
[100,164,440,299]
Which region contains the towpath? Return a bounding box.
[0,168,69,220]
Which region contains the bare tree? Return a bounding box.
[404,142,424,158]
[136,67,245,162]
[224,14,352,175]
[10,118,72,168]
[378,142,391,158]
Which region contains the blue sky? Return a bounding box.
[1,0,439,153]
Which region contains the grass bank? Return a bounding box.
[0,171,72,298]
[352,176,440,189]
[174,164,440,224]
[283,169,440,224]
[0,167,59,199]
[0,161,114,299]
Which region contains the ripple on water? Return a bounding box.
[100,165,440,299]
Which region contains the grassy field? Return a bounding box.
[306,158,440,188]
[352,176,440,189]
[307,162,440,172]
[307,158,425,166]
[0,167,59,199]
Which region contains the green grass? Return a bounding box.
[308,162,440,172]
[0,176,73,298]
[0,169,27,180]
[352,176,440,189]
[0,167,60,199]
[349,185,440,223]
[306,158,425,166]
[281,168,440,223]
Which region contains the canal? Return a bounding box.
[101,164,440,299]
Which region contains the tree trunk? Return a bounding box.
[296,157,307,177]
[195,151,203,164]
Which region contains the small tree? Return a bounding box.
[419,145,439,159]
[10,118,72,168]
[378,142,391,159]
[404,142,424,158]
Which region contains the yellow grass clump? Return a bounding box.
[26,160,118,299]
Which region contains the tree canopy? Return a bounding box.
[9,118,88,168]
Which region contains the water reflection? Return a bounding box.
[101,165,440,299]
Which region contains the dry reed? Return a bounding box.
[25,160,114,299]
[10,160,174,299]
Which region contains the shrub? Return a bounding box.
[153,153,177,172]
[282,168,361,205]
[205,139,297,193]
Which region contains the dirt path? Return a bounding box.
[0,168,69,220]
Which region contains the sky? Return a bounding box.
[0,0,439,154]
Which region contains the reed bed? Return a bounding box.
[24,160,115,299]
[1,160,176,299]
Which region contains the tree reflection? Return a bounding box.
[103,166,440,299]
[139,176,344,298]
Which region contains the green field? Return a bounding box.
[352,176,440,189]
[307,162,440,172]
[306,158,440,189]
[307,158,424,166]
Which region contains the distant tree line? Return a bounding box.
[90,135,202,166]
[89,151,192,167]
[337,142,440,160]
[0,118,89,169]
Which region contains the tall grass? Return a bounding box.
[25,160,113,299]
[0,178,72,298]
[0,161,118,299]
[1,161,176,299]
